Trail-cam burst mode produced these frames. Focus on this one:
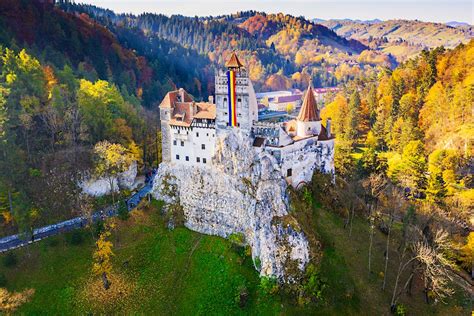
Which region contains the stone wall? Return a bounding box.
[152,130,310,280]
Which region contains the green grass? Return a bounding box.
[0,200,471,315]
[0,202,282,314]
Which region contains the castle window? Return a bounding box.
[196,157,200,163]
[185,156,189,161]
[196,132,199,137]
[308,127,311,131]
[181,141,184,147]
[176,155,180,160]
[173,140,177,146]
[201,144,205,150]
[224,97,227,103]
[203,158,207,164]
[287,168,292,177]
[206,133,209,137]
[237,98,241,102]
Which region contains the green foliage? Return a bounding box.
[234,284,249,308]
[66,230,84,246]
[117,201,130,221]
[94,220,105,238]
[258,276,279,296]
[0,272,6,287]
[2,252,17,268]
[253,257,262,271]
[395,303,407,316]
[302,263,327,303]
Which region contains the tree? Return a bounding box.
[93,223,115,290]
[459,232,474,278]
[93,141,135,205]
[0,288,35,313]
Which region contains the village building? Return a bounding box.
[159,52,335,187]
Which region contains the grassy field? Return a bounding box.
[0,200,471,315]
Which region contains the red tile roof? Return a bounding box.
[225,52,244,69]
[297,84,320,122]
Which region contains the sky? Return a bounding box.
[77,0,473,24]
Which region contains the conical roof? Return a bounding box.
[297,84,319,122]
[225,52,244,69]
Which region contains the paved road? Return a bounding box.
[0,171,156,253]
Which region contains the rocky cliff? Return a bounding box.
[151,131,310,280]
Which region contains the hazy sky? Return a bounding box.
[77,0,473,24]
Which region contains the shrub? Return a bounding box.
[303,264,327,303]
[395,303,407,316]
[3,252,17,268]
[253,257,262,271]
[259,276,279,296]
[47,238,60,247]
[234,284,249,308]
[67,230,84,245]
[94,220,105,238]
[0,273,6,287]
[117,201,130,221]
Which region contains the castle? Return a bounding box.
[159,52,335,187]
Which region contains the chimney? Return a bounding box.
[179,88,185,102]
[189,102,195,117]
[208,95,214,104]
[326,118,331,137]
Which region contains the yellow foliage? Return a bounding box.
[460,232,474,271]
[0,288,35,313]
[93,229,114,277]
[320,94,348,136]
[80,273,133,312]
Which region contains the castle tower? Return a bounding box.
[215,52,258,134]
[296,83,321,137]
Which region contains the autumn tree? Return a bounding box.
[93,141,135,205]
[93,223,115,290]
[459,232,474,278]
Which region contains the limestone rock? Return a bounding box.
[79,161,138,197]
[152,130,310,280]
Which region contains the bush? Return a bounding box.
[0,273,6,287]
[94,220,105,238]
[117,201,130,221]
[234,284,249,308]
[3,252,17,268]
[395,303,407,316]
[259,276,279,296]
[303,264,327,303]
[47,238,60,247]
[67,230,84,245]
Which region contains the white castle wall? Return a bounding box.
[169,126,216,166]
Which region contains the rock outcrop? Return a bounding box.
[152,131,310,280]
[79,161,139,197]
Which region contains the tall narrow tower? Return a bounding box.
[214,52,258,135]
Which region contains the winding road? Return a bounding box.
[0,171,156,253]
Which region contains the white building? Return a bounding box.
[160,53,335,187]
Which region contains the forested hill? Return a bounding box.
[0,0,151,99]
[59,4,390,90]
[0,0,169,236]
[320,19,473,62]
[0,0,213,107]
[322,39,473,223]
